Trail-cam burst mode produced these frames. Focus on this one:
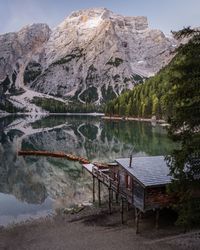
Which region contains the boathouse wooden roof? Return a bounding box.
[115,156,171,188]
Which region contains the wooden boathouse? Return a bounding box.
[18,150,174,232]
[83,156,174,233]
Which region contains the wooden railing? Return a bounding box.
[92,167,132,203]
[92,167,111,186]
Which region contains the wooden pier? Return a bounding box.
[82,163,133,226]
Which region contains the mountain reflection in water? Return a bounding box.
[0,114,175,226]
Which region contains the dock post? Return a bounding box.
[111,190,114,201]
[121,197,124,224]
[92,176,95,203]
[115,192,119,204]
[108,188,112,214]
[127,201,130,211]
[135,208,140,234]
[155,209,160,230]
[98,179,101,206]
[108,180,112,214]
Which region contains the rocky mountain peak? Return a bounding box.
[61,7,148,31]
[68,7,110,19]
[0,8,178,111]
[17,23,51,42]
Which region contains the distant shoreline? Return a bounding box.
[102,116,169,126]
[0,112,105,117]
[0,113,169,127]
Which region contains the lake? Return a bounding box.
[0,114,175,227]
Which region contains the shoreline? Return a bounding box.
[0,205,199,250]
[102,116,169,126]
[0,112,167,123]
[0,112,105,117]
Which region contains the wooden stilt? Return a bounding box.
[92,176,95,203]
[134,207,137,217]
[116,192,119,204]
[135,208,140,234]
[116,173,120,205]
[127,202,130,211]
[108,188,112,214]
[111,190,114,201]
[108,179,112,214]
[98,179,101,206]
[155,209,160,230]
[121,198,124,224]
[82,165,84,174]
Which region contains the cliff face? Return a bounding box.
[0,24,51,90]
[0,8,177,110]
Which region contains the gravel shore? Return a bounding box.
[0,205,199,250]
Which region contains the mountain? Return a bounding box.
[0,23,51,91]
[0,23,51,113]
[0,8,177,112]
[105,30,200,120]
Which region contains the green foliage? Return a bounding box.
[131,74,144,83]
[51,48,84,66]
[112,74,120,81]
[105,27,200,228]
[79,86,98,103]
[10,88,26,96]
[1,76,10,93]
[101,85,117,102]
[105,49,184,119]
[106,57,123,67]
[24,62,42,84]
[31,97,103,113]
[0,100,25,113]
[123,77,131,83]
[166,29,200,228]
[85,65,98,86]
[24,70,41,84]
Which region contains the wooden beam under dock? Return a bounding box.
[93,176,95,203]
[98,179,101,206]
[121,198,124,224]
[155,209,160,230]
[135,208,141,234]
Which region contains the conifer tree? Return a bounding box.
[166,27,200,228]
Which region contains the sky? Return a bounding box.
[0,0,199,35]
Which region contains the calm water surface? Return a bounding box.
[0,115,175,226]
